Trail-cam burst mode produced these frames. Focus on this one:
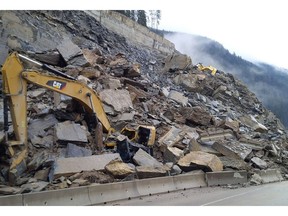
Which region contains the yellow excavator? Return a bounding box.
[194,63,219,76]
[1,51,155,177]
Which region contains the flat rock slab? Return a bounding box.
[53,153,121,179]
[55,121,88,142]
[251,157,268,169]
[133,148,163,167]
[136,166,167,179]
[57,38,81,61]
[212,140,252,160]
[66,143,92,158]
[99,89,133,112]
[168,90,188,106]
[219,156,249,170]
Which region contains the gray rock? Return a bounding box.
[55,121,88,143]
[66,143,92,158]
[164,146,184,163]
[20,181,49,193]
[57,38,88,66]
[34,168,50,181]
[116,112,135,121]
[28,114,58,140]
[99,89,133,112]
[250,173,263,185]
[239,115,268,133]
[0,185,21,195]
[52,153,121,179]
[28,88,46,98]
[31,135,53,148]
[219,156,249,170]
[251,157,268,169]
[254,169,284,183]
[168,90,188,106]
[212,140,252,160]
[133,148,163,167]
[27,152,49,171]
[171,165,182,176]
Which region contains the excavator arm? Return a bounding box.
[195,63,218,76]
[1,52,155,179]
[1,52,112,170]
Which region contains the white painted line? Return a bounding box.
[201,186,263,206]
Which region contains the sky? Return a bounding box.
[2,0,288,69]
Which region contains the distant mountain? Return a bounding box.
[163,31,288,128]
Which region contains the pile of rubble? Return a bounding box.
[1,11,288,195]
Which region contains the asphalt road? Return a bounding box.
[104,180,288,206]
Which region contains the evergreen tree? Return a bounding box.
[156,10,161,29]
[130,10,136,21]
[137,10,147,27]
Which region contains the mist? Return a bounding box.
[163,32,288,128]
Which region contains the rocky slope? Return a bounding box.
[0,10,288,195]
[164,32,288,127]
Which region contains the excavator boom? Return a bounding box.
[1,52,112,170]
[1,52,155,181]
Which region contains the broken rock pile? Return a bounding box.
[1,10,288,195]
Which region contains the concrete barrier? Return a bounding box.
[206,171,247,186]
[135,176,176,196]
[254,169,284,183]
[0,172,207,206]
[23,186,91,206]
[174,172,207,189]
[88,181,140,204]
[0,194,22,206]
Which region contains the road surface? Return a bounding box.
[103,180,288,206]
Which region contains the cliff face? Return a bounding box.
[0,10,287,194]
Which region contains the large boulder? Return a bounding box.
[177,151,223,172]
[181,106,212,126]
[105,159,135,179]
[163,53,192,72]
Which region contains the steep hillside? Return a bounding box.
[164,32,288,128]
[0,10,288,194]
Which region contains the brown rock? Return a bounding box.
[105,159,135,178]
[182,106,212,126]
[177,151,223,172]
[124,63,141,77]
[163,53,192,72]
[34,168,50,181]
[80,67,101,79]
[136,166,167,179]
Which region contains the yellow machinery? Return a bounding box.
[1,52,155,174]
[194,63,218,76]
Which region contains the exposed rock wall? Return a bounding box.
[85,10,175,54]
